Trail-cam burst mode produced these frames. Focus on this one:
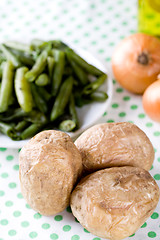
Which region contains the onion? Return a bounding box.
[142,79,160,122]
[112,33,160,94]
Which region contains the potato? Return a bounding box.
[70,166,160,240]
[75,122,154,173]
[19,130,82,216]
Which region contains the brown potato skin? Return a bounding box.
[75,122,154,173]
[19,130,82,216]
[70,166,160,240]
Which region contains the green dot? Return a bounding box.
[8,230,16,236]
[93,238,101,240]
[131,105,138,110]
[91,40,97,45]
[138,113,145,118]
[1,172,8,178]
[116,87,123,93]
[13,211,21,217]
[71,235,80,240]
[122,21,127,25]
[154,131,160,136]
[105,20,110,24]
[119,112,126,117]
[148,231,156,238]
[98,49,104,53]
[146,122,153,127]
[87,18,93,22]
[66,206,72,213]
[13,164,19,171]
[42,223,50,229]
[112,103,119,108]
[26,203,31,209]
[107,119,115,123]
[154,174,160,180]
[75,217,79,223]
[8,182,17,189]
[105,57,111,62]
[158,157,160,162]
[34,213,42,219]
[109,42,115,46]
[0,191,5,197]
[123,96,130,101]
[129,233,135,237]
[73,39,79,44]
[84,228,90,233]
[0,219,8,225]
[151,212,159,219]
[101,34,107,38]
[103,112,107,117]
[150,165,154,170]
[21,221,29,227]
[6,155,14,161]
[63,225,71,231]
[17,193,23,199]
[94,26,100,31]
[113,79,116,84]
[50,233,58,239]
[66,31,72,36]
[5,201,13,207]
[90,4,95,8]
[141,222,147,228]
[29,232,38,238]
[0,147,6,151]
[54,215,63,221]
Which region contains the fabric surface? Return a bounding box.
[0,0,160,239]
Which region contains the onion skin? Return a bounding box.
[142,79,160,122]
[112,33,160,94]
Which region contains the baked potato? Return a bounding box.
[75,122,154,173]
[19,130,82,216]
[70,166,160,240]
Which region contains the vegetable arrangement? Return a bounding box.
[0,39,108,140]
[112,32,160,123]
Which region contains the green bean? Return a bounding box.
[47,56,55,79]
[0,61,14,113]
[25,50,48,82]
[89,91,108,102]
[59,119,76,132]
[29,39,47,51]
[50,40,68,50]
[35,73,49,86]
[50,76,73,121]
[82,73,107,95]
[5,41,31,53]
[66,52,88,85]
[0,108,27,122]
[0,62,5,79]
[66,48,104,76]
[69,94,79,128]
[51,49,65,96]
[24,110,47,124]
[0,44,21,68]
[20,122,45,140]
[10,49,35,66]
[15,120,29,132]
[15,67,34,112]
[0,121,20,140]
[31,83,48,113]
[36,86,52,102]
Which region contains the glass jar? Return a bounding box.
[138,0,160,37]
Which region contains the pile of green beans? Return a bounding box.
[0,39,108,140]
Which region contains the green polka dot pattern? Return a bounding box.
[0,0,159,239]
